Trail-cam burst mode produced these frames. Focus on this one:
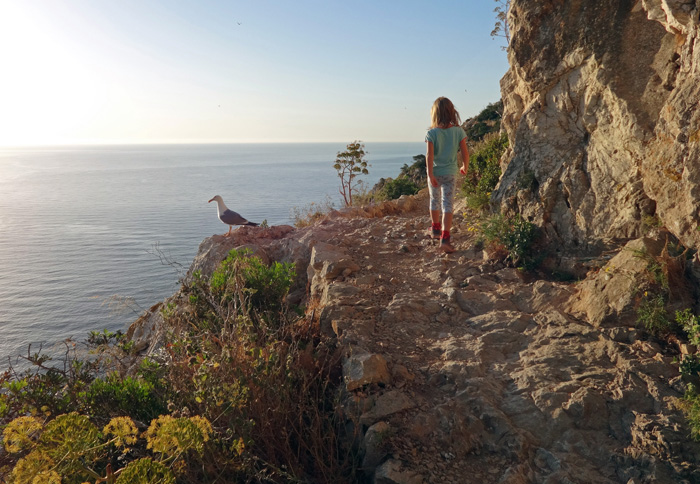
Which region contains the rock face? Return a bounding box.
[496,0,700,254]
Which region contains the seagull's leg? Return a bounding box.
[226,225,233,236]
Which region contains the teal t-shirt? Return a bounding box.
[425,126,467,176]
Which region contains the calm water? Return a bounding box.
[0,142,424,363]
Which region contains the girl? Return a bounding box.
[426,97,470,253]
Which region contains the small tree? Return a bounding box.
[334,141,369,207]
[491,0,511,50]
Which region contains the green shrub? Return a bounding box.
[677,308,700,345]
[464,101,503,142]
[84,373,167,422]
[398,154,427,187]
[378,177,420,200]
[637,293,671,336]
[681,384,700,441]
[210,248,295,318]
[462,132,508,211]
[3,413,209,483]
[158,251,357,482]
[2,249,357,483]
[680,354,700,378]
[481,213,538,268]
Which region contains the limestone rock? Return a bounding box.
[125,301,166,355]
[362,421,390,472]
[496,0,700,255]
[567,238,662,327]
[307,241,360,302]
[374,459,424,484]
[343,350,391,391]
[360,390,415,425]
[567,237,693,327]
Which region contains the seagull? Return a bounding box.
[208,195,258,236]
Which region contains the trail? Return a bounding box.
[306,191,698,483]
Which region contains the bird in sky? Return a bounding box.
[208,195,258,236]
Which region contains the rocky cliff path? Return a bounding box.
[132,190,700,484]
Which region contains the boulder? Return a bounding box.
[362,421,390,472]
[567,237,693,327]
[374,459,424,484]
[343,350,391,391]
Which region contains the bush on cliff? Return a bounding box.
[462,131,508,211]
[376,176,421,200]
[463,100,503,142]
[1,249,356,483]
[481,213,539,269]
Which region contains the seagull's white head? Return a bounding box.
[208,195,223,204]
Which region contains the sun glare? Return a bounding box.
[0,3,103,146]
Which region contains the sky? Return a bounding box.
[0,0,509,146]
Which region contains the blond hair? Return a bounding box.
[430,97,461,128]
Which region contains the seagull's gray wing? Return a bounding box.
[220,209,250,226]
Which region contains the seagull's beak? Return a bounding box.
[208,197,214,203]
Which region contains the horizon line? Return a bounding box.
[0,139,424,149]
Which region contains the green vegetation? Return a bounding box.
[678,308,700,346]
[3,412,210,483]
[376,177,420,200]
[637,293,672,336]
[632,246,692,337]
[462,131,508,211]
[1,249,357,483]
[641,214,663,235]
[364,154,426,204]
[464,101,503,142]
[480,213,539,269]
[399,154,427,187]
[459,102,542,270]
[334,141,370,207]
[681,384,700,441]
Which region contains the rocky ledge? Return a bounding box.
[127,190,700,484]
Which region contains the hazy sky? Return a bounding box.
[0,0,509,146]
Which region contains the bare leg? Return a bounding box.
[226,225,233,236]
[442,212,453,234]
[430,210,440,226]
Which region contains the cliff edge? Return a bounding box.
[129,190,700,483]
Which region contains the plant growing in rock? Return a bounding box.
[632,244,692,337]
[334,141,370,207]
[641,214,663,235]
[637,292,671,336]
[680,384,700,441]
[680,354,700,379]
[491,0,511,50]
[677,308,700,346]
[462,132,508,211]
[291,195,336,227]
[481,213,538,269]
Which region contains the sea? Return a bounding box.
[0,142,424,365]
